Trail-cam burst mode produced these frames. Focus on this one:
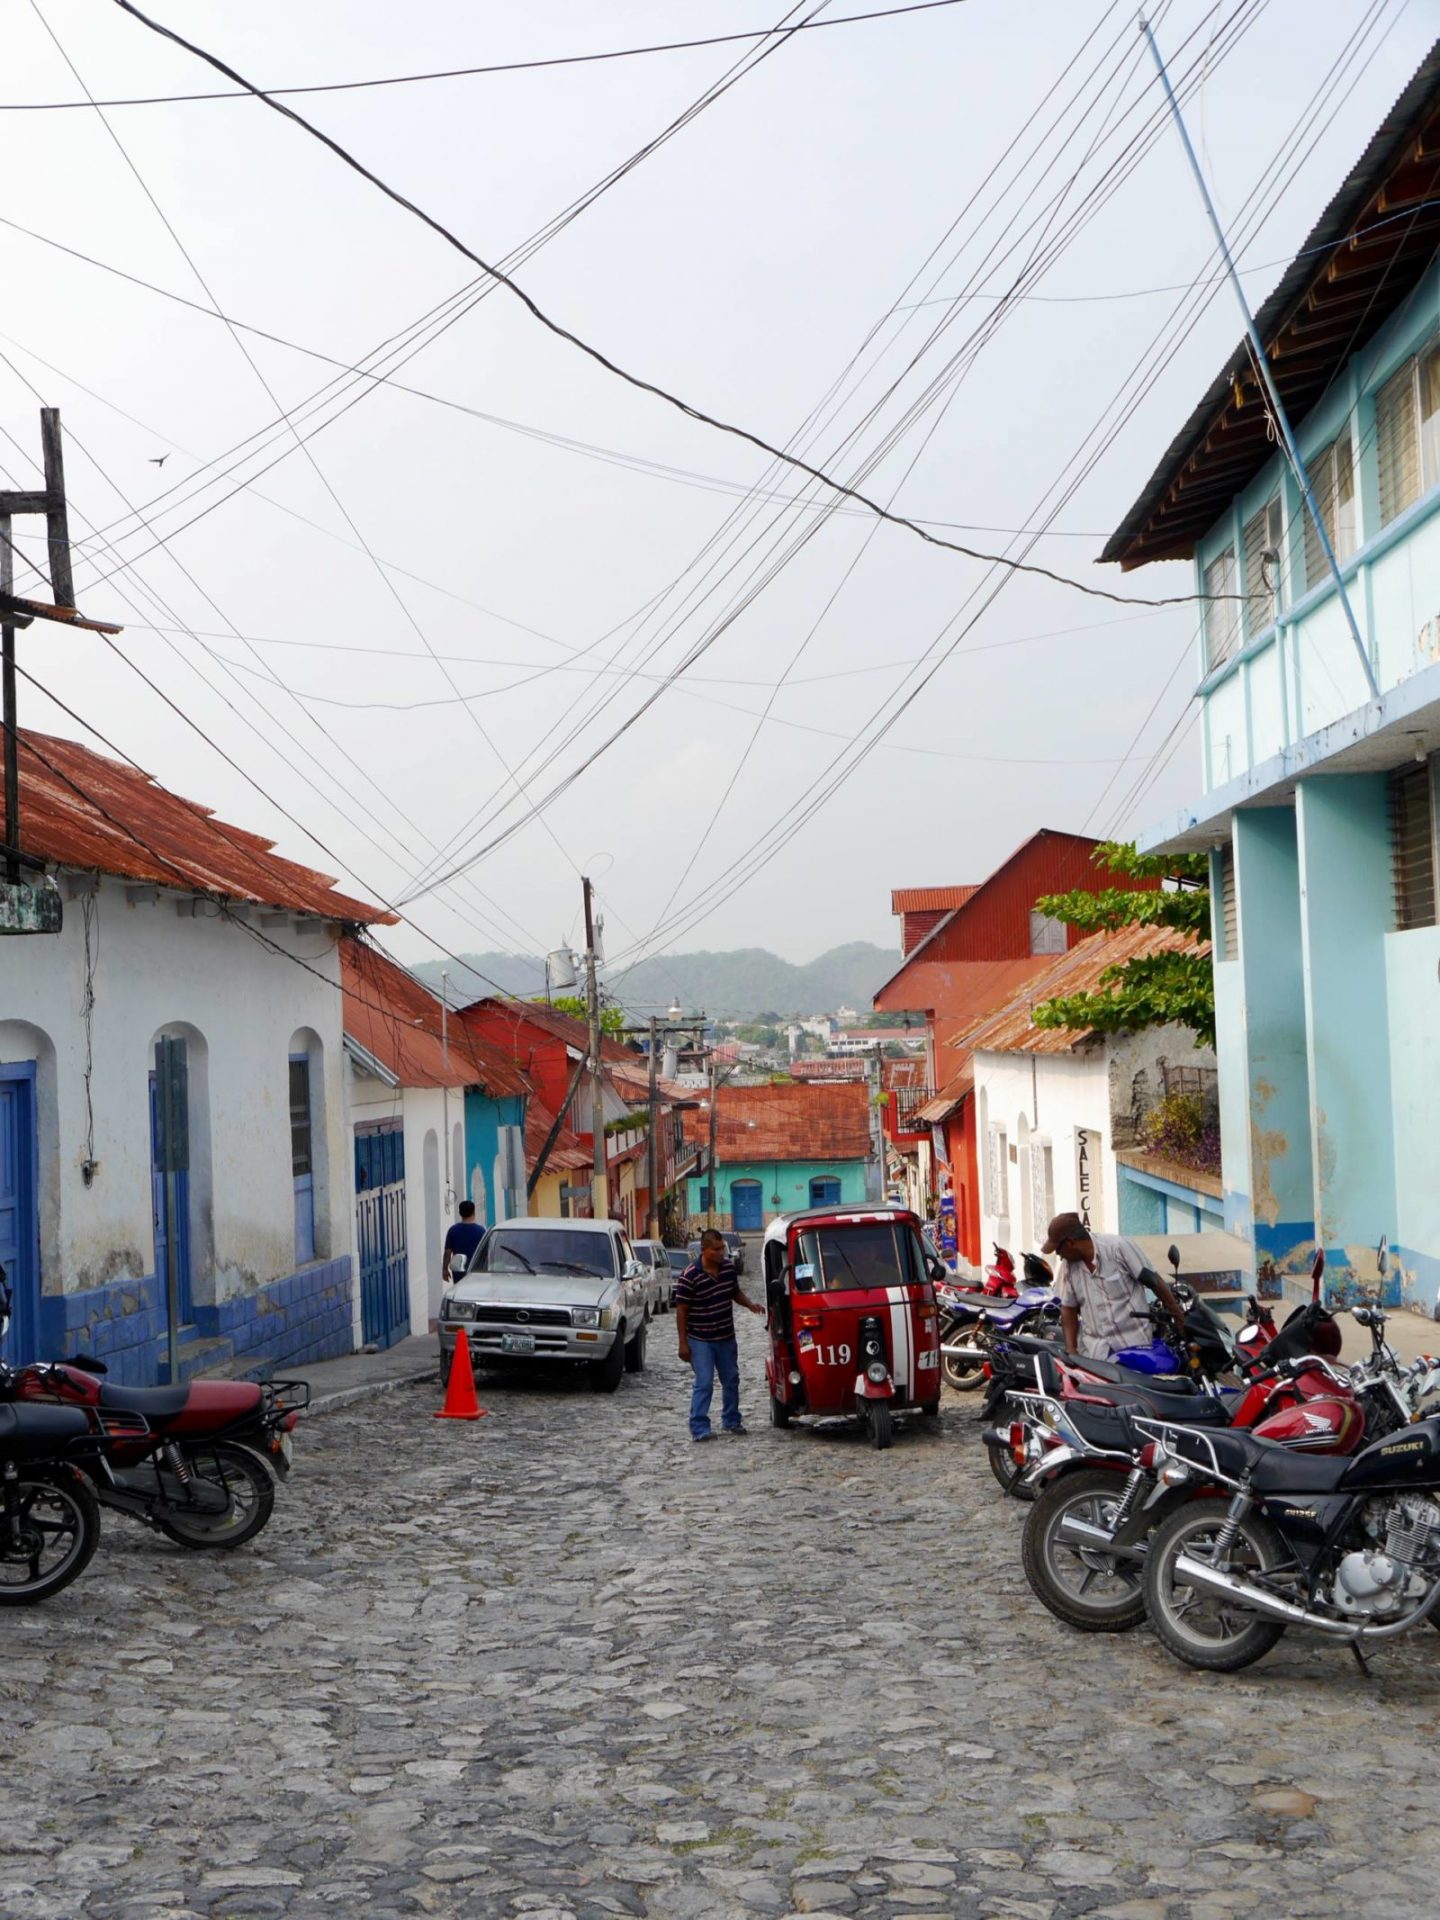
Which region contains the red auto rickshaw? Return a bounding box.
[762,1204,944,1449]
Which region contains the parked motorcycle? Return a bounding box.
[1017,1283,1423,1633]
[0,1268,307,1549]
[1141,1406,1440,1671]
[0,1396,148,1605]
[940,1249,1057,1393]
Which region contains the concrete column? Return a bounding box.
[1295,775,1397,1292]
[1229,809,1315,1272]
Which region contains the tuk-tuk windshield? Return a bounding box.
[795,1220,926,1292]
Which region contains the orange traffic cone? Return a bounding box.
[435,1328,488,1421]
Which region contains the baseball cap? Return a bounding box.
[1042,1211,1088,1255]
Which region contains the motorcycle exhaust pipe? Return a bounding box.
[941,1343,986,1361]
[1057,1514,1144,1562]
[1170,1552,1440,1641]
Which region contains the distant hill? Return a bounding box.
[412,941,902,1019]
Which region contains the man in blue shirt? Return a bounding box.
[675,1228,763,1441]
[442,1202,485,1289]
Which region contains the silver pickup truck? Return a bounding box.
[438,1216,652,1394]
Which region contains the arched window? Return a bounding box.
[808,1176,841,1206]
[0,1020,53,1365]
[288,1029,329,1263]
[150,1022,213,1326]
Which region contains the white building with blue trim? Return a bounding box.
[1115,43,1440,1310]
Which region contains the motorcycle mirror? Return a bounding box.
[1311,1247,1326,1287]
[1167,1243,1180,1274]
[1378,1233,1389,1277]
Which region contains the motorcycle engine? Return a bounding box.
[1333,1497,1440,1617]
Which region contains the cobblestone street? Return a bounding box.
[5,1313,1440,1920]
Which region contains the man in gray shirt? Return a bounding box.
[1042,1211,1187,1359]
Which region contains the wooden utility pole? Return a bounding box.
[582,875,608,1218]
[2,410,72,886]
[707,1057,720,1231]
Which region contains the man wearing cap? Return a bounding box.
[1042,1211,1186,1359]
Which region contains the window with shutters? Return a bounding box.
[1203,547,1240,672]
[1217,846,1238,960]
[1029,909,1067,955]
[1243,495,1283,637]
[1301,432,1357,592]
[1390,762,1437,931]
[1377,338,1440,527]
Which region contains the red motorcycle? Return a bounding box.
[9,1355,307,1550]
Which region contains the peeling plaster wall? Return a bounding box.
[1384,925,1440,1313]
[0,875,348,1302]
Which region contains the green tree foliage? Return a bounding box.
[543,994,628,1036]
[1031,842,1214,1048]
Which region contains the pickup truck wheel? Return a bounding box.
[438,1342,452,1389]
[592,1328,626,1394]
[625,1322,647,1373]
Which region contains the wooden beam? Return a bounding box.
[39,409,73,610]
[0,492,50,516]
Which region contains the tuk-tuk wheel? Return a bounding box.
[769,1393,792,1429]
[868,1402,893,1452]
[920,1398,940,1418]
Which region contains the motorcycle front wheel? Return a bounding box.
[1143,1498,1289,1672]
[1022,1468,1145,1630]
[156,1442,276,1550]
[0,1468,101,1606]
[940,1317,987,1393]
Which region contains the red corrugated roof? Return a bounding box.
[343,939,531,1094]
[682,1081,872,1162]
[461,995,636,1064]
[958,925,1211,1055]
[526,1100,591,1173]
[915,1064,974,1125]
[9,729,390,922]
[890,885,978,913]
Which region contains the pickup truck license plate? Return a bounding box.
[501,1331,536,1355]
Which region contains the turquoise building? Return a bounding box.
[1115,46,1440,1308]
[683,1081,876,1230]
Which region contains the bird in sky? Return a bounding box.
[148,453,170,466]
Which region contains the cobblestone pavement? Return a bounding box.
[6,1313,1440,1920]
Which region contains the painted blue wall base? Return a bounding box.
[37,1256,354,1385]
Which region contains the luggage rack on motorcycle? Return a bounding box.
[1130,1416,1242,1488]
[260,1379,310,1418]
[77,1407,151,1444]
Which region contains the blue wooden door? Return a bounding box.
[809,1176,841,1206]
[149,1071,193,1327]
[356,1125,409,1349]
[0,1065,39,1363]
[731,1179,763,1231]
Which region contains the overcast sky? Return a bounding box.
[2,0,1431,984]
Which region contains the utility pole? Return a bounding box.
[582,875,608,1219]
[441,969,454,1217]
[0,408,119,932]
[646,1014,659,1239]
[707,1056,720,1231]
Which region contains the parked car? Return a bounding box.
[631,1239,671,1317]
[665,1246,690,1307]
[438,1218,651,1394]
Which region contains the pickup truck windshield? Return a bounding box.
[796,1221,925,1292]
[481,1229,617,1279]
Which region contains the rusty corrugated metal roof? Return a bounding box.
[958,925,1211,1055]
[342,938,531,1094]
[9,729,390,922]
[526,1100,591,1173]
[890,885,978,913]
[682,1080,871,1161]
[460,995,636,1064]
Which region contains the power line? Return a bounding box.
[108,0,1236,616]
[9,0,972,108]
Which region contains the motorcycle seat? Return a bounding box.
[0,1401,90,1456]
[96,1384,190,1421]
[1067,1352,1199,1393]
[1067,1388,1228,1434]
[1157,1424,1349,1494]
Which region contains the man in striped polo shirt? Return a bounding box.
[675,1228,764,1441]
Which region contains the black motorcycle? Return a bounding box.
[1141,1411,1440,1671]
[0,1397,144,1605]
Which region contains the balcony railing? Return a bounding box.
[891,1086,936,1132]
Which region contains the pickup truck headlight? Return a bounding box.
[445,1300,476,1321]
[571,1307,601,1329]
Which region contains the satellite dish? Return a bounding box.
[546,947,577,991]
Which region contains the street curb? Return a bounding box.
[303,1364,439,1419]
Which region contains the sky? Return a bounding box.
[1,0,1433,982]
